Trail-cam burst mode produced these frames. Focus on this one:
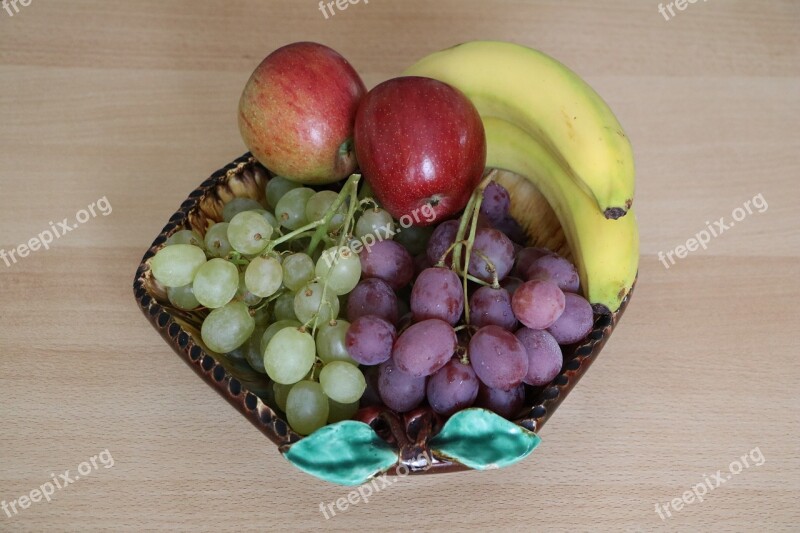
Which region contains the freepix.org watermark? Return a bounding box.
[2,449,115,520]
[658,193,767,269]
[318,0,368,20]
[2,0,32,18]
[658,0,709,21]
[0,196,112,268]
[654,446,765,520]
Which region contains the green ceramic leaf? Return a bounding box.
[429,408,541,470]
[283,420,398,486]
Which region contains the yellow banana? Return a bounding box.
[483,116,638,312]
[404,41,635,219]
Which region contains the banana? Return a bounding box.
[482,116,638,312]
[403,41,635,219]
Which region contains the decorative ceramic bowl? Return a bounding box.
[133,154,633,485]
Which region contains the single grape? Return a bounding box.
[273,381,292,412]
[500,276,524,297]
[285,380,328,435]
[294,282,340,324]
[245,256,283,297]
[525,254,580,293]
[319,361,366,403]
[227,211,273,255]
[204,223,233,258]
[192,258,239,309]
[263,326,316,385]
[393,319,457,378]
[410,267,464,325]
[260,319,302,356]
[275,187,315,230]
[468,325,529,391]
[328,398,360,423]
[359,240,413,290]
[469,286,517,330]
[166,229,203,247]
[512,279,566,330]
[201,301,255,354]
[468,228,515,282]
[345,315,396,365]
[515,247,555,277]
[273,291,298,321]
[480,181,511,223]
[475,382,526,419]
[305,190,345,230]
[426,219,459,265]
[516,328,563,386]
[493,215,528,245]
[547,292,594,345]
[149,244,206,287]
[251,209,281,234]
[378,358,427,413]
[427,358,480,416]
[281,253,315,292]
[346,278,398,325]
[355,208,395,240]
[316,320,357,364]
[394,224,433,256]
[315,247,361,295]
[223,198,264,222]
[265,176,302,210]
[236,272,262,306]
[238,324,267,372]
[167,284,200,311]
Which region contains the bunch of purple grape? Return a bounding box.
[345,181,595,420]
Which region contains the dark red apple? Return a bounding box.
[238,42,366,184]
[354,76,486,225]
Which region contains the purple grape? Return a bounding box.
[347,278,398,325]
[413,253,433,278]
[547,292,594,345]
[468,228,515,282]
[427,358,480,416]
[393,319,457,377]
[426,219,459,265]
[361,365,382,407]
[468,325,529,391]
[493,215,528,245]
[475,382,526,419]
[500,276,523,297]
[525,254,580,293]
[345,315,396,365]
[512,279,565,330]
[515,328,563,386]
[480,181,511,223]
[378,358,427,412]
[359,239,414,290]
[469,286,517,330]
[515,247,555,277]
[411,267,464,325]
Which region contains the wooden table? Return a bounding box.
[1,1,798,530]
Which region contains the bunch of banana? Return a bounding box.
[404,41,638,313]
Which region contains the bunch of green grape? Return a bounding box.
[148,175,378,435]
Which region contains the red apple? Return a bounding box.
[238,42,366,184]
[354,76,486,225]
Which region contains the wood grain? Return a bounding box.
[1,1,798,530]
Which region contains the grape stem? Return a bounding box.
[469,249,500,288]
[307,174,361,257]
[267,219,327,250]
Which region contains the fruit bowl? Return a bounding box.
[133,154,633,484]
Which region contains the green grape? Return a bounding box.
[245,256,282,298]
[223,198,264,222]
[253,209,280,233]
[282,253,315,292]
[273,381,293,412]
[294,282,340,324]
[201,301,255,354]
[286,381,329,435]
[319,361,366,403]
[394,224,433,256]
[192,258,239,308]
[236,324,266,369]
[204,223,233,258]
[260,319,302,356]
[328,398,360,423]
[166,229,203,247]
[305,190,345,230]
[356,208,395,240]
[150,244,206,287]
[273,291,298,321]
[227,211,273,255]
[252,305,271,326]
[275,187,314,230]
[315,247,361,295]
[358,181,375,201]
[265,176,302,210]
[167,284,200,311]
[315,320,356,364]
[263,327,316,385]
[236,272,262,306]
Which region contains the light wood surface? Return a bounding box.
[1,1,798,531]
